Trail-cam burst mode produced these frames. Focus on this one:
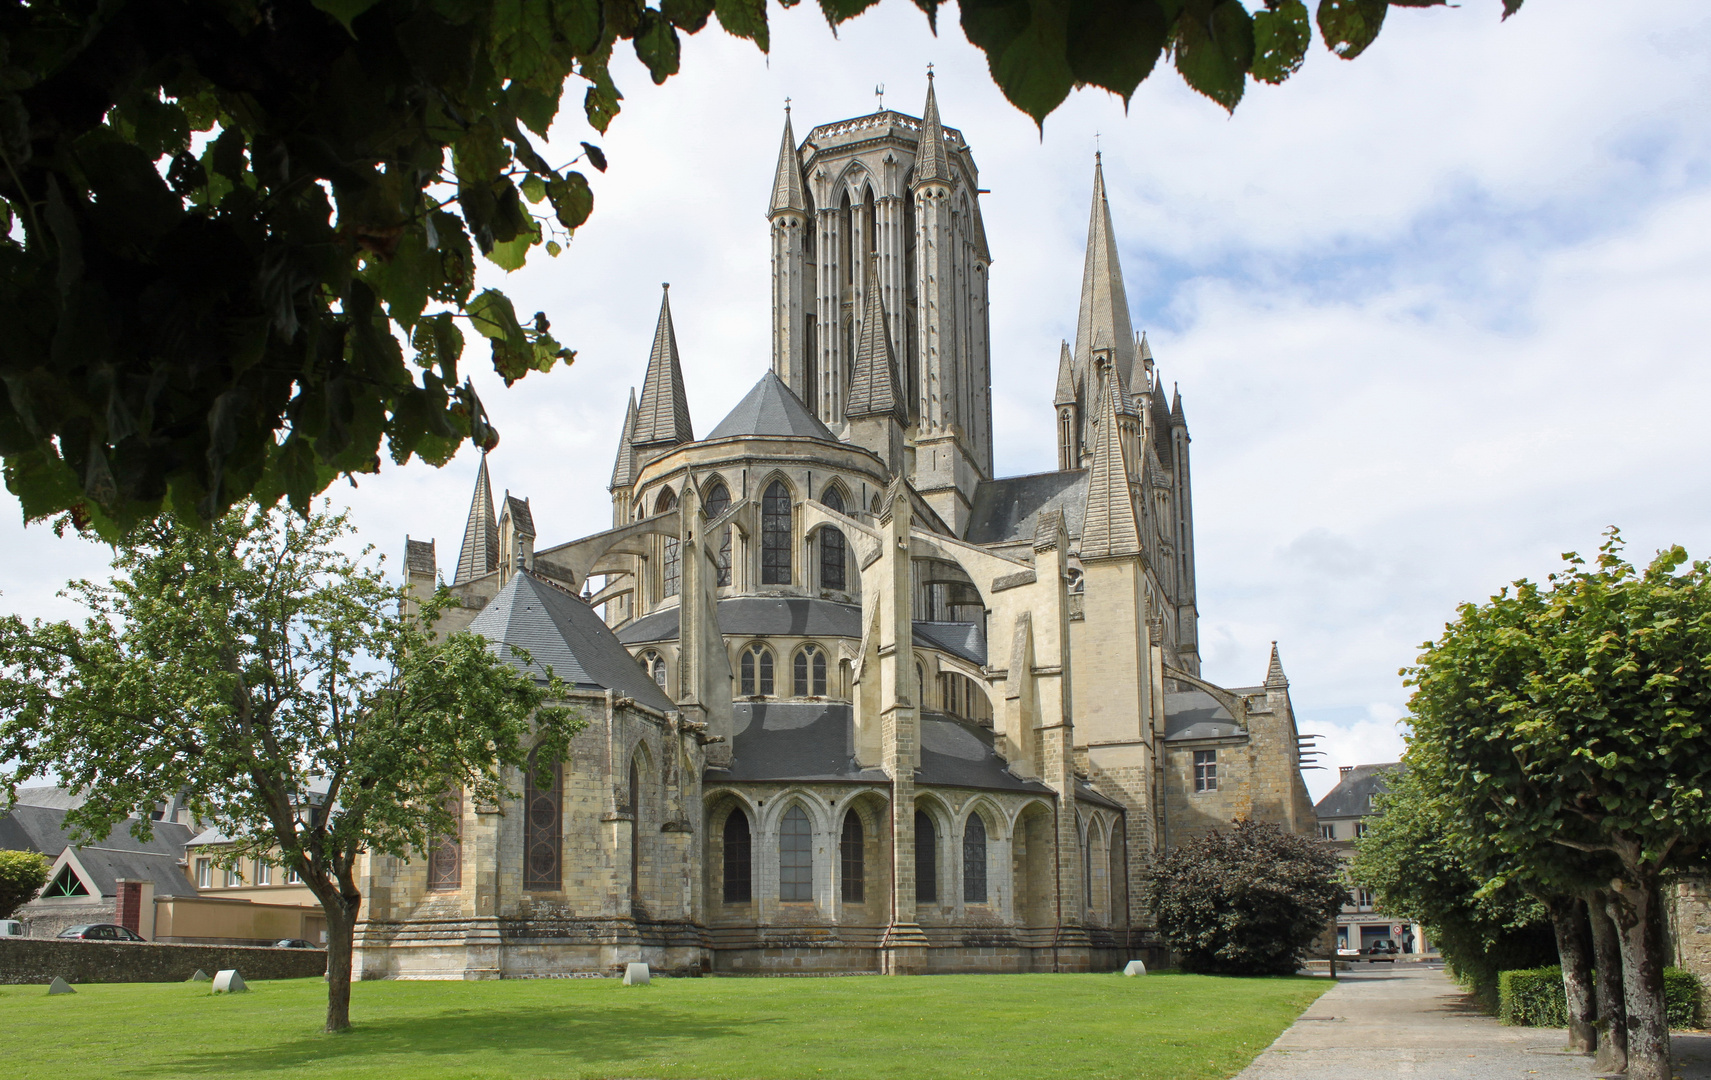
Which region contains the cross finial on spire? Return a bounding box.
[784,96,791,114]
[927,62,934,81]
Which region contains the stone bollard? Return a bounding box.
[623,962,651,986]
[47,977,75,995]
[189,969,212,982]
[212,970,248,994]
[1122,960,1147,977]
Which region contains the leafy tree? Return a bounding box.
[1151,817,1346,975]
[0,0,1528,536]
[1404,531,1711,1080]
[1350,766,1557,1009]
[0,503,581,1032]
[0,849,52,919]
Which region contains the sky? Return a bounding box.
[3,0,1709,801]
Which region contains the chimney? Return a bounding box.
[1339,765,1353,779]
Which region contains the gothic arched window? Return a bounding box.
[761,481,792,585]
[915,809,938,904]
[740,644,774,697]
[841,811,864,903]
[657,488,680,598]
[792,644,827,698]
[963,814,987,903]
[629,757,643,906]
[523,748,562,891]
[819,527,847,591]
[779,805,813,902]
[722,809,752,903]
[704,481,732,587]
[427,788,462,891]
[638,650,666,693]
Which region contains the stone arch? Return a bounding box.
[1107,814,1129,927]
[704,788,758,913]
[1084,814,1109,924]
[627,741,655,914]
[1012,798,1056,927]
[830,789,889,915]
[913,791,953,912]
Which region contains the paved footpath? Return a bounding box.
[1232,964,1711,1080]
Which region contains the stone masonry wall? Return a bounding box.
[0,939,327,984]
[1669,877,1711,982]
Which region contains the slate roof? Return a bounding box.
[70,845,197,897]
[468,571,675,713]
[706,371,837,443]
[965,470,1088,546]
[617,597,987,665]
[711,702,1053,796]
[501,494,535,539]
[7,785,85,811]
[406,538,436,576]
[1163,690,1243,741]
[1314,763,1402,819]
[2,803,193,877]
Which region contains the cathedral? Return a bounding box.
[353,80,1319,980]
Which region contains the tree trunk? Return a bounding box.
[322,895,356,1033]
[1589,888,1627,1076]
[1546,894,1596,1053]
[1607,877,1670,1080]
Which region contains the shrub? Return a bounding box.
[0,849,51,918]
[1150,818,1347,975]
[1499,966,1704,1029]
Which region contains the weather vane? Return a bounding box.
[875,83,885,110]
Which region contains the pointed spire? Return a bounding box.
[1073,155,1139,391]
[1170,382,1186,426]
[633,285,694,447]
[846,254,908,423]
[610,388,639,490]
[914,72,952,187]
[1078,364,1141,560]
[768,107,806,217]
[1266,642,1288,689]
[1053,341,1077,407]
[454,453,499,584]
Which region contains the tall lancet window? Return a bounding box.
[704,482,732,587]
[779,805,813,902]
[915,810,938,904]
[427,788,462,891]
[761,481,792,585]
[963,814,987,904]
[657,489,680,597]
[819,488,847,591]
[523,748,562,891]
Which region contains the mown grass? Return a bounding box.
[0,971,1328,1080]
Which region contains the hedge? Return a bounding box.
[1499,966,1705,1029]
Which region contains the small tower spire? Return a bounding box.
[914,73,952,187]
[610,387,639,491]
[1266,642,1289,689]
[633,285,694,447]
[1073,154,1139,392]
[453,452,499,584]
[847,254,907,424]
[768,107,807,217]
[1078,364,1141,559]
[1053,341,1077,407]
[1170,382,1185,426]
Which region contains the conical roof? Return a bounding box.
[1266,643,1288,689]
[633,286,694,447]
[846,256,908,423]
[914,76,952,187]
[453,454,499,585]
[707,370,837,442]
[769,110,807,216]
[1053,341,1077,407]
[610,388,639,490]
[468,571,675,712]
[1078,365,1140,560]
[1073,155,1139,392]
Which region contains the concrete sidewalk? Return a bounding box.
[1232,964,1711,1079]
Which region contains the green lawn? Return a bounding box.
[0,972,1328,1080]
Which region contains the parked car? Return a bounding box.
[1365,939,1401,961]
[1336,946,1360,960]
[274,938,317,949]
[57,924,145,942]
[0,919,24,937]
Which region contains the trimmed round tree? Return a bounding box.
[1152,817,1346,975]
[0,849,51,919]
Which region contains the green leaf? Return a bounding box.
[484,220,541,272]
[311,0,385,33]
[715,0,770,51]
[554,0,607,53]
[467,288,527,345]
[545,240,563,256]
[961,0,1074,128]
[1251,0,1309,85]
[1064,0,1167,103]
[817,0,881,28]
[634,10,683,84]
[1316,0,1386,60]
[547,172,594,232]
[520,175,548,204]
[662,0,716,31]
[365,229,432,330]
[580,142,608,172]
[1173,0,1254,112]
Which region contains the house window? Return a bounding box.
[915,810,938,904]
[47,865,90,897]
[1193,750,1219,792]
[963,815,987,904]
[779,805,813,902]
[225,866,242,887]
[287,866,303,884]
[793,644,827,697]
[1358,888,1374,909]
[761,480,792,585]
[819,527,847,591]
[723,810,752,903]
[1356,821,1370,839]
[428,788,462,891]
[255,861,272,886]
[705,482,732,587]
[740,644,774,696]
[841,812,864,903]
[523,747,562,891]
[195,858,212,889]
[639,650,667,693]
[1320,824,1336,840]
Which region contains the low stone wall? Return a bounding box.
[0,938,327,985]
[1670,877,1711,982]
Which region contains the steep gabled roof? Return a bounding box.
[468,571,675,713]
[845,256,908,423]
[501,493,535,539]
[1314,763,1402,818]
[454,454,499,585]
[1073,155,1140,392]
[633,286,694,447]
[1079,366,1141,560]
[707,370,837,442]
[769,110,807,216]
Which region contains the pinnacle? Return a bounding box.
[454,452,499,585]
[1266,642,1288,688]
[633,286,694,447]
[769,109,807,216]
[846,254,908,423]
[610,388,639,490]
[914,76,952,187]
[1079,363,1140,560]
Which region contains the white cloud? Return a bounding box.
[3,0,1709,801]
